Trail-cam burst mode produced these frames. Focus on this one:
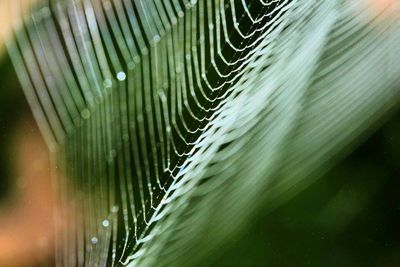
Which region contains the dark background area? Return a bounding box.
[0,55,29,203]
[211,111,400,266]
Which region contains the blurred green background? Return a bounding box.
[0,53,399,266]
[211,111,400,266]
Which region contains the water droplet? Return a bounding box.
[127,61,136,70]
[49,143,58,153]
[95,95,104,104]
[91,237,98,244]
[102,219,110,227]
[41,7,51,17]
[81,108,90,119]
[122,133,129,141]
[133,56,140,63]
[111,205,119,213]
[141,48,149,55]
[103,78,112,88]
[117,71,126,81]
[153,35,161,43]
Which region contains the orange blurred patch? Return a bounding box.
[0,118,55,267]
[368,0,399,16]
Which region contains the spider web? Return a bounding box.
[4,0,400,266]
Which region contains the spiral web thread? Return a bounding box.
[5,0,400,266]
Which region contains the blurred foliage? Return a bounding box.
[211,110,400,266]
[0,55,28,202]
